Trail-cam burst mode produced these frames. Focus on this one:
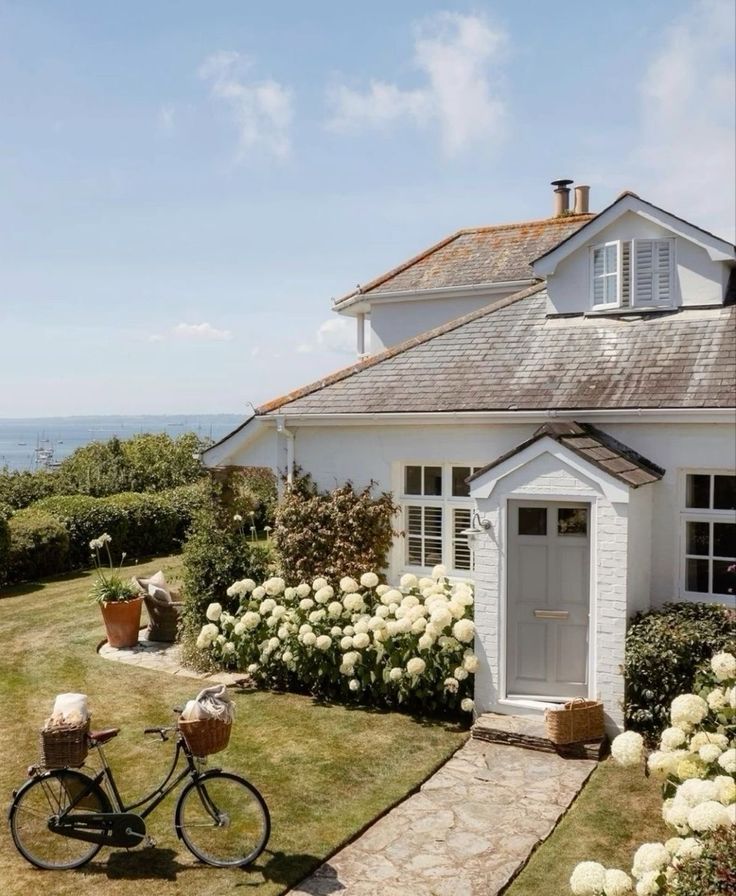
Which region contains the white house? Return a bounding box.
[203,182,736,734]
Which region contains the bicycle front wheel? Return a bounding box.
[9,769,111,870]
[175,771,270,867]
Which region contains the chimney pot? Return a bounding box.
[574,184,590,215]
[551,178,573,217]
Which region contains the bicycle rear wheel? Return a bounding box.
[9,769,111,870]
[175,771,270,867]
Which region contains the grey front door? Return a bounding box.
[506,500,590,700]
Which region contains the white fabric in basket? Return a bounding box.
[51,693,89,723]
[180,684,235,723]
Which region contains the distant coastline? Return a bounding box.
[0,414,244,472]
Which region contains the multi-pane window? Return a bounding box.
[591,239,674,310]
[682,472,736,599]
[402,464,478,573]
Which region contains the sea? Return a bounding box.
[0,415,244,472]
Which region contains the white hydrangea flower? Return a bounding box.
[634,871,660,895]
[675,778,719,807]
[461,698,474,713]
[418,633,434,651]
[713,774,736,805]
[632,842,670,879]
[687,800,731,832]
[196,623,219,649]
[339,576,359,594]
[431,564,447,579]
[352,632,370,649]
[454,667,469,681]
[343,593,365,613]
[360,571,379,588]
[412,617,427,634]
[662,798,690,834]
[342,650,361,667]
[452,619,475,644]
[222,641,235,655]
[242,611,261,630]
[330,625,343,637]
[233,622,245,636]
[728,686,736,708]
[569,861,606,895]
[308,609,326,624]
[264,576,285,596]
[348,678,360,691]
[399,573,418,589]
[259,598,276,616]
[314,586,334,604]
[381,588,403,606]
[282,650,293,663]
[603,868,633,895]
[315,635,332,651]
[340,636,353,650]
[205,602,222,622]
[302,631,317,647]
[312,577,328,591]
[699,743,723,764]
[369,616,386,631]
[689,731,728,752]
[711,651,736,681]
[443,677,459,694]
[247,663,259,674]
[296,583,311,597]
[706,688,727,710]
[611,731,645,768]
[660,727,687,751]
[376,584,390,596]
[375,605,390,618]
[717,748,735,774]
[406,657,426,677]
[252,586,266,601]
[670,694,708,730]
[389,667,403,682]
[328,601,344,619]
[299,598,315,611]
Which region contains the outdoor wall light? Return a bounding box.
[462,511,492,551]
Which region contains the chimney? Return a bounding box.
[574,184,590,215]
[551,179,573,216]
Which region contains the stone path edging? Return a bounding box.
[97,635,242,686]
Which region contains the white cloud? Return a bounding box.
[173,322,233,342]
[199,50,293,159]
[297,317,354,355]
[326,12,507,155]
[635,0,734,236]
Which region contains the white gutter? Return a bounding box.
[276,416,295,485]
[260,408,736,427]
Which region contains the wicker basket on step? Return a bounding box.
[178,718,232,756]
[545,699,604,745]
[40,720,90,768]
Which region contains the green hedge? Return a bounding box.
[6,509,70,584]
[624,601,736,742]
[0,504,11,586]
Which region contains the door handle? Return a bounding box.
[533,609,569,620]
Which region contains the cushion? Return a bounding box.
[148,583,172,605]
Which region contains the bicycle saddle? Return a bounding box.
[89,728,120,744]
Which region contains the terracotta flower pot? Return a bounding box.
[101,596,144,648]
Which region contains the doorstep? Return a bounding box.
[472,712,608,760]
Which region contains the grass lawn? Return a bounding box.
[504,760,670,895]
[0,556,468,896]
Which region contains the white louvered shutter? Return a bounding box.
[633,239,673,307]
[591,242,619,307]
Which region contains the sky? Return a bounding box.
[0,0,734,418]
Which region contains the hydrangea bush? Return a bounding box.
[196,565,478,715]
[570,652,736,896]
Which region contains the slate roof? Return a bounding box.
[469,421,666,489]
[333,214,594,310]
[259,287,736,416]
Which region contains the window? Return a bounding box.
[590,238,675,310]
[681,472,736,599]
[402,464,478,573]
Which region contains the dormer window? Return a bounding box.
[590,238,675,311]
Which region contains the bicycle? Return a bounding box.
[8,713,270,870]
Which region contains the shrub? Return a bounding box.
[195,567,477,716]
[624,602,736,742]
[669,829,736,895]
[0,469,57,510]
[0,503,11,586]
[35,492,183,568]
[6,509,69,583]
[160,481,210,541]
[273,471,398,583]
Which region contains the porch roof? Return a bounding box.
[468,421,666,489]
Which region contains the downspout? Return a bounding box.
[276,416,294,485]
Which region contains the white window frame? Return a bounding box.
[679,469,736,602]
[400,463,479,576]
[590,240,621,310]
[631,237,676,309]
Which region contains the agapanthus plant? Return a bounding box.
[89,533,138,604]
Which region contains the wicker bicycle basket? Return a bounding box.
[40,720,90,768]
[178,718,232,756]
[544,699,605,745]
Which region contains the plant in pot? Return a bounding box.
[90,533,142,648]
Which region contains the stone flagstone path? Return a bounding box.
[98,637,241,685]
[288,737,596,896]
